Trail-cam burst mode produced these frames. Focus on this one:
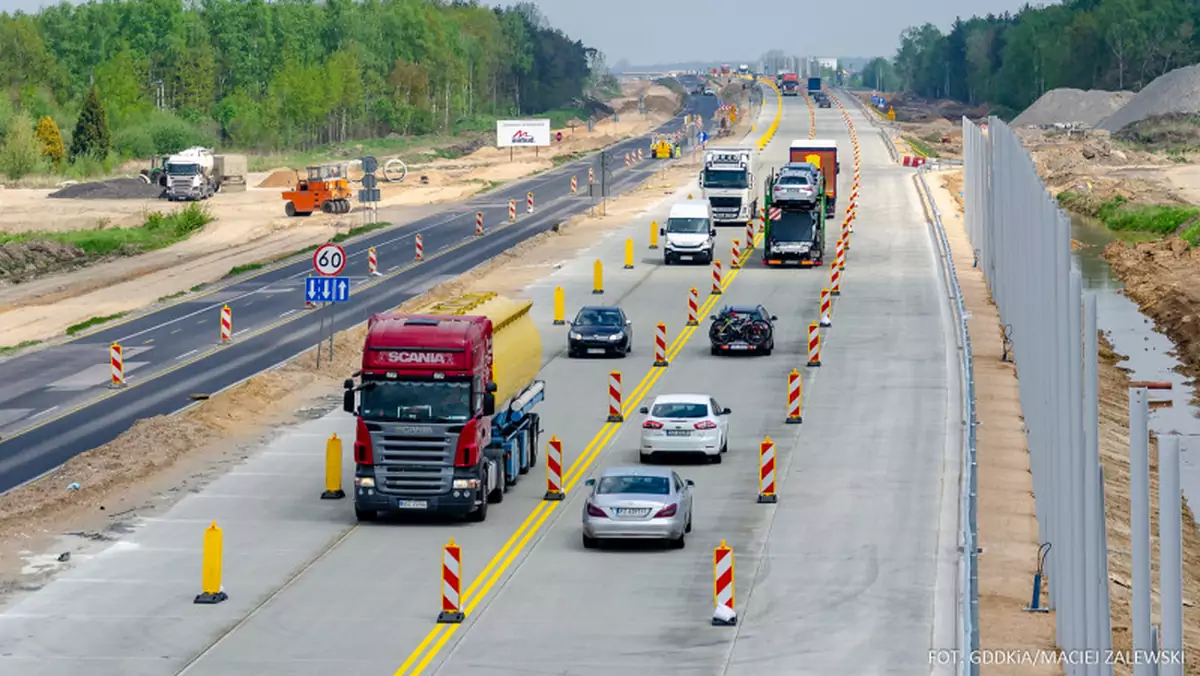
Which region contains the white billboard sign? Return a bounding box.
[496,119,551,148]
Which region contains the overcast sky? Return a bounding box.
[1,0,1038,64]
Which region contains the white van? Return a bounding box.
[661,201,716,265]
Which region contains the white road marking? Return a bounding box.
[176,349,199,360]
[31,406,58,419]
[279,309,298,318]
[234,329,249,337]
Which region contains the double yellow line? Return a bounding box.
[393,234,764,676]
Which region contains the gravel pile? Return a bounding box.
[48,178,165,200]
[1012,88,1136,127]
[1099,64,1200,132]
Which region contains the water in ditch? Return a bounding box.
[1070,213,1200,508]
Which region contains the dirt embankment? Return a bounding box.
[933,169,1200,675]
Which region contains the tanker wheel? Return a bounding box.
[285,201,297,217]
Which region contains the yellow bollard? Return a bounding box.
[593,260,604,295]
[194,521,228,604]
[624,238,634,269]
[553,286,565,325]
[649,221,659,250]
[321,433,345,499]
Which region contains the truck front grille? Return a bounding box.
[368,423,458,495]
[708,196,741,209]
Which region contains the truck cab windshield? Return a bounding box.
[168,163,201,175]
[702,168,748,189]
[360,380,472,422]
[667,217,709,234]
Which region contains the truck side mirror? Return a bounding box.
[342,389,355,414]
[486,381,498,393]
[659,227,665,236]
[483,393,496,416]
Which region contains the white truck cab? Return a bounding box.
[700,148,756,226]
[661,201,716,265]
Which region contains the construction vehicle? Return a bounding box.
[700,148,756,226]
[342,292,545,523]
[139,155,170,187]
[789,139,839,218]
[165,147,219,201]
[761,168,825,267]
[282,164,353,217]
[651,136,673,159]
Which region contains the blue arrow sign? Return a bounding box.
[306,276,351,303]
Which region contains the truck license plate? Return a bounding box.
[397,499,427,509]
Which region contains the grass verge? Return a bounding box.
[0,203,214,256]
[331,221,392,244]
[903,135,938,158]
[66,312,127,336]
[0,340,42,356]
[1057,192,1200,242]
[227,262,264,277]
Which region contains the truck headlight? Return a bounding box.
[453,478,480,489]
[354,477,376,487]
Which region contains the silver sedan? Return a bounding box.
[581,466,694,549]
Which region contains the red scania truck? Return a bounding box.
[341,292,544,522]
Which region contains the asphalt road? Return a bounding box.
[0,89,726,493]
[0,89,961,676]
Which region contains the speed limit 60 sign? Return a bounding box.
[313,243,347,276]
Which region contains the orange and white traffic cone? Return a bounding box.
[819,288,832,327]
[757,436,777,503]
[786,370,802,424]
[607,371,623,423]
[711,258,723,295]
[436,538,464,623]
[653,322,669,367]
[712,540,736,626]
[110,342,125,388]
[544,435,564,501]
[807,322,821,367]
[220,304,232,342]
[686,287,699,326]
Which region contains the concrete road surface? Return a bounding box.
[0,92,961,676]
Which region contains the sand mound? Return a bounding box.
[1100,64,1200,131]
[257,168,299,189]
[48,178,165,200]
[1012,88,1135,127]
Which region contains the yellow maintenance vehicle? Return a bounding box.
[651,136,673,159]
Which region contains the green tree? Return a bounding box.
[34,114,65,168]
[70,85,112,160]
[0,112,41,180]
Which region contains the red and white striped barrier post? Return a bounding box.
[830,243,842,296]
[415,234,424,261]
[730,239,740,269]
[712,540,736,626]
[437,538,464,623]
[588,167,594,187]
[757,436,777,503]
[570,175,577,195]
[807,322,822,367]
[687,287,699,326]
[745,220,755,251]
[820,287,832,327]
[637,148,643,162]
[220,304,232,343]
[544,435,564,501]
[508,199,516,222]
[711,258,723,295]
[654,322,669,367]
[475,212,484,236]
[607,371,624,423]
[110,342,125,387]
[837,238,847,271]
[786,369,802,424]
[526,192,534,214]
[625,153,631,168]
[368,246,379,274]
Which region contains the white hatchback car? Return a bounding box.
[638,394,731,463]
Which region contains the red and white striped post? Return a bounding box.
[757,436,778,503]
[607,371,624,422]
[819,287,832,327]
[436,538,464,623]
[588,167,594,186]
[110,342,125,387]
[544,435,564,501]
[838,238,847,272]
[786,369,802,424]
[745,220,755,251]
[475,212,484,236]
[686,287,699,326]
[220,305,232,343]
[730,239,740,269]
[711,258,723,295]
[830,244,842,296]
[526,192,534,214]
[508,199,517,222]
[625,152,631,168]
[637,148,643,162]
[807,322,822,367]
[653,322,669,367]
[414,234,424,261]
[712,541,736,626]
[368,246,379,274]
[570,175,577,195]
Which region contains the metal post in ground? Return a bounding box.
[1129,387,1152,676]
[1159,433,1184,676]
[1083,292,1102,676]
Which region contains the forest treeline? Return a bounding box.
[0,0,606,176]
[852,0,1200,118]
